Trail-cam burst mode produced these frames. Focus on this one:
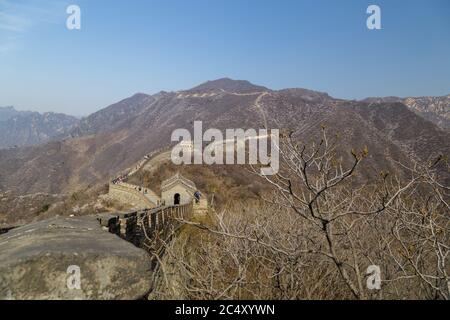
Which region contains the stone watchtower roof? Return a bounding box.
[161,173,197,193]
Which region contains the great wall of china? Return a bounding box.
[108,145,208,214]
[106,148,208,247]
[97,202,194,251]
[109,182,161,208]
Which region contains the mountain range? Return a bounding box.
[0,78,448,196]
[0,106,79,149]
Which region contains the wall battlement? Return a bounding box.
[98,203,194,251]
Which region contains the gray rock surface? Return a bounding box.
[0,216,152,300]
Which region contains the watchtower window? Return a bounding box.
[174,193,181,205]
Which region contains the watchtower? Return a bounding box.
[161,173,197,206]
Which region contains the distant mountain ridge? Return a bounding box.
[363,95,450,130]
[0,106,23,121]
[0,106,79,149]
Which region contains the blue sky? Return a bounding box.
[0,0,449,116]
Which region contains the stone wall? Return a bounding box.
[109,183,158,209]
[193,198,208,216]
[108,203,194,251]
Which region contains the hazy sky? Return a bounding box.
[0,0,449,116]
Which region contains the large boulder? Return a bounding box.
[0,216,152,300]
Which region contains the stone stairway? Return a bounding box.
[193,198,208,216]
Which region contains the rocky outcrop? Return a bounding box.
[403,95,450,131]
[0,216,152,300]
[363,95,450,131]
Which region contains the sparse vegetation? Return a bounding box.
[150,130,449,300]
[36,204,50,214]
